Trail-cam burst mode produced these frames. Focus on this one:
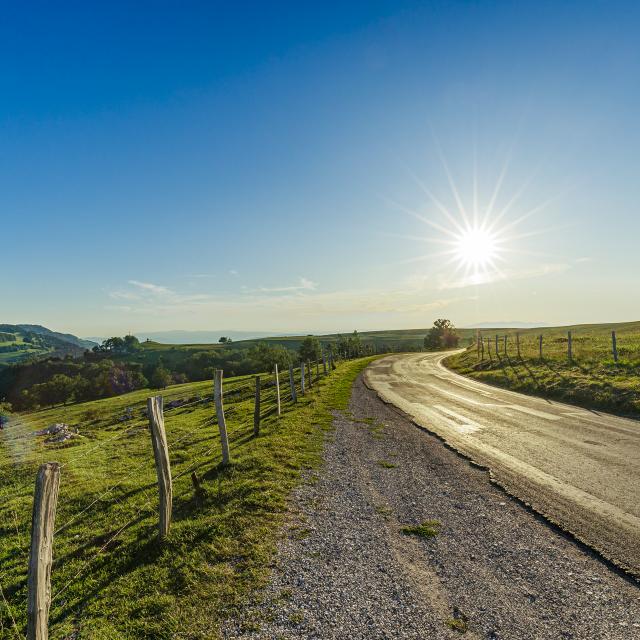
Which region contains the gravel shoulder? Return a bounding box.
[222,374,640,639]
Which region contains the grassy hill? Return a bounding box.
[0,357,376,638]
[446,320,640,418]
[0,324,94,366]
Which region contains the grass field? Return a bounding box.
[446,321,640,418]
[0,357,376,639]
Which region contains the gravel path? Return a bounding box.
[222,375,640,639]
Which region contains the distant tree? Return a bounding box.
[218,336,232,344]
[424,319,459,351]
[123,335,141,352]
[248,343,292,372]
[299,336,322,362]
[150,364,172,389]
[347,330,363,357]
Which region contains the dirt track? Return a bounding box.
[364,352,640,577]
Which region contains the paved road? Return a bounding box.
[364,352,640,577]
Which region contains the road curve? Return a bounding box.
[364,352,640,577]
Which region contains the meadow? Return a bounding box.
[446,321,640,417]
[0,357,376,639]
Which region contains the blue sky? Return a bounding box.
[2,1,639,337]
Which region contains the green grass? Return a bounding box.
[401,520,441,538]
[0,357,377,639]
[446,321,640,417]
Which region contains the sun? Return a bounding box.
[453,226,499,269]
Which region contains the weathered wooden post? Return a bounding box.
[274,364,281,416]
[322,351,327,374]
[288,364,297,402]
[539,334,543,359]
[487,337,492,361]
[495,334,499,357]
[503,335,507,356]
[476,331,481,359]
[147,396,172,539]
[612,331,618,363]
[516,333,521,359]
[568,331,573,362]
[214,370,231,466]
[300,362,306,395]
[253,376,261,436]
[480,335,484,360]
[307,362,313,389]
[27,462,61,640]
[330,352,336,370]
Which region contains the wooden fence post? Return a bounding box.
[307,362,313,389]
[487,337,492,361]
[274,364,281,416]
[147,396,172,540]
[322,352,327,374]
[477,331,480,359]
[612,331,618,363]
[330,352,336,370]
[316,360,320,380]
[568,331,573,362]
[254,376,261,436]
[504,335,507,356]
[516,333,521,358]
[495,334,499,357]
[288,364,298,403]
[214,370,231,466]
[539,334,543,359]
[300,362,305,395]
[27,462,61,640]
[480,335,484,360]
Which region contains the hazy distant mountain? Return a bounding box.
[465,321,550,329]
[16,324,97,349]
[132,330,284,344]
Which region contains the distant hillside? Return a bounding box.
[0,324,95,366]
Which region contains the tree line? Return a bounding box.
[0,332,372,411]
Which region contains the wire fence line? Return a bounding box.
[474,328,640,366]
[0,351,341,639]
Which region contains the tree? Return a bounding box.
[150,364,172,389]
[424,319,459,351]
[123,335,141,352]
[299,335,321,362]
[218,336,232,344]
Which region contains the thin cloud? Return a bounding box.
[128,280,173,296]
[256,277,318,293]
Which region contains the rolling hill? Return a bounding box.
[0,324,96,366]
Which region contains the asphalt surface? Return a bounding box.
[223,376,640,639]
[364,352,640,577]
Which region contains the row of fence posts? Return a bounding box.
[23,350,337,639]
[476,330,621,363]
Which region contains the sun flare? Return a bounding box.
[453,226,499,269]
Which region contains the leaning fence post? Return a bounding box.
[253,376,261,435]
[147,396,172,539]
[568,331,573,362]
[487,337,492,361]
[27,461,61,640]
[288,364,298,402]
[539,334,543,359]
[214,370,231,466]
[274,364,281,416]
[612,331,618,363]
[300,362,306,395]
